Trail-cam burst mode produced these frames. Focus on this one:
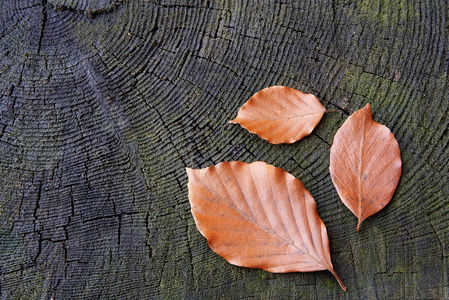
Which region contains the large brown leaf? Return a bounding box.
[230,86,326,144]
[186,161,346,290]
[329,104,402,231]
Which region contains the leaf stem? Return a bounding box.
[356,217,361,232]
[324,109,336,113]
[329,268,347,291]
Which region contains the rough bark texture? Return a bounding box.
[0,0,448,299]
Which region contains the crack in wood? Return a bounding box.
[48,1,127,19]
[37,0,47,55]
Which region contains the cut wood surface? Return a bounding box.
[0,1,448,299]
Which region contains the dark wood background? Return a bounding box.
[1,0,448,298]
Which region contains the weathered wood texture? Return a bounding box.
[0,0,448,299]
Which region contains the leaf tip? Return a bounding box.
[185,167,196,178]
[363,102,372,113]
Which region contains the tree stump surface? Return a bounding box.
[0,1,448,299]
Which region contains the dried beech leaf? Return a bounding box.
[186,161,346,291]
[230,86,326,144]
[329,104,402,231]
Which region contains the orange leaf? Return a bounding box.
[230,86,326,144]
[329,104,402,231]
[186,161,346,291]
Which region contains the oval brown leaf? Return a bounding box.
[230,86,326,144]
[329,103,402,231]
[186,161,346,291]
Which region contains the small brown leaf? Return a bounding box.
[186,161,346,291]
[230,86,326,144]
[329,104,402,231]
